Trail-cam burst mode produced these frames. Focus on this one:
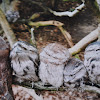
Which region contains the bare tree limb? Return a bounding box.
[29,13,41,20]
[49,0,85,17]
[69,24,100,55]
[12,79,62,91]
[0,8,17,47]
[29,20,73,47]
[84,85,100,94]
[25,0,85,17]
[29,20,64,27]
[30,28,37,47]
[58,26,74,47]
[13,79,100,95]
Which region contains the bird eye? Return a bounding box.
[22,47,27,50]
[18,44,27,50]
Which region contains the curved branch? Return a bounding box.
[29,20,74,47]
[69,24,100,55]
[84,85,100,94]
[49,0,85,17]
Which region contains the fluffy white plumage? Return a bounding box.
[84,41,100,84]
[39,43,70,88]
[10,41,39,83]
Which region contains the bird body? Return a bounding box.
[64,58,86,87]
[39,61,64,87]
[84,41,100,84]
[39,43,70,88]
[10,41,39,83]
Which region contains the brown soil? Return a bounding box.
[15,0,99,46]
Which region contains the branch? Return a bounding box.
[68,24,100,55]
[12,80,100,95]
[84,85,100,94]
[29,20,73,47]
[30,28,37,47]
[29,13,41,20]
[58,26,74,47]
[49,0,85,17]
[29,20,64,27]
[0,8,17,47]
[26,0,85,17]
[13,79,61,91]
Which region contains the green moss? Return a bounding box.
[74,54,80,60]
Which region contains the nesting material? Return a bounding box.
[64,58,86,87]
[39,43,70,88]
[12,85,43,100]
[84,41,100,84]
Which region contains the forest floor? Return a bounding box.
[1,0,100,100]
[11,0,99,59]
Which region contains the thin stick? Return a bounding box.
[31,28,37,47]
[84,85,100,94]
[58,26,74,47]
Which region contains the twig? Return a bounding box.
[31,28,37,47]
[84,85,100,94]
[29,20,64,27]
[12,79,100,94]
[0,8,17,47]
[29,13,41,20]
[58,26,74,47]
[12,78,65,91]
[26,0,85,17]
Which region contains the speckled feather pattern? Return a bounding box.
[10,41,39,82]
[84,41,100,84]
[64,58,86,87]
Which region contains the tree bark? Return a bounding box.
[0,8,17,48]
[0,36,14,100]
